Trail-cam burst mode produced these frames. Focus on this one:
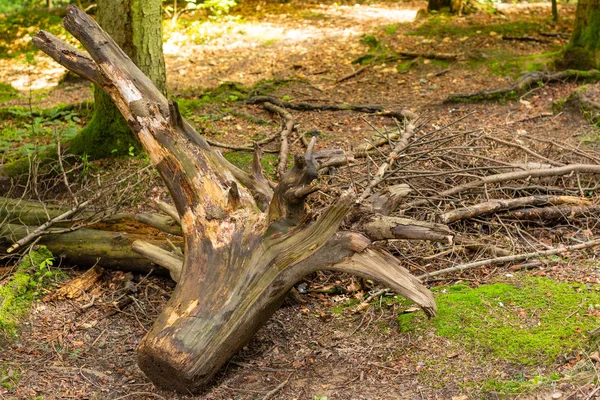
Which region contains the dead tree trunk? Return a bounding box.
[33,7,436,393]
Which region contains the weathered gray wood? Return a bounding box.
[33,7,436,393]
[0,223,179,274]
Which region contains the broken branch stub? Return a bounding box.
[33,6,435,393]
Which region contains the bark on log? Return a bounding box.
[34,7,435,393]
[503,204,600,221]
[361,214,453,243]
[0,223,180,275]
[0,196,128,227]
[438,195,590,224]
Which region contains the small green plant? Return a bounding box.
[397,59,416,73]
[180,0,237,16]
[361,34,381,51]
[0,364,20,390]
[384,24,399,35]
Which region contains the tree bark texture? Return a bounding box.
[563,0,600,69]
[428,0,462,13]
[0,223,178,275]
[69,0,166,158]
[33,7,436,393]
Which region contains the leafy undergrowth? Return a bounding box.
[0,103,90,164]
[0,9,65,58]
[0,82,19,103]
[0,246,63,341]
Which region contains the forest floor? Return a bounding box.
[2,0,600,399]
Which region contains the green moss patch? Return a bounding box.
[402,277,600,365]
[478,372,563,396]
[0,246,63,340]
[483,51,559,78]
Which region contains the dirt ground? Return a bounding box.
[2,0,600,399]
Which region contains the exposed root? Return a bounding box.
[446,69,600,102]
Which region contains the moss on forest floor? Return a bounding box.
[332,275,600,396]
[476,51,560,78]
[0,246,64,341]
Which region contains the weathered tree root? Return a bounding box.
[33,7,435,393]
[446,69,600,102]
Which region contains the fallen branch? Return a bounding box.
[483,136,565,167]
[357,122,416,202]
[360,214,453,243]
[248,96,417,121]
[262,374,292,400]
[367,184,412,215]
[6,197,94,253]
[398,50,459,61]
[1,223,181,275]
[335,65,370,84]
[261,101,296,177]
[419,239,600,280]
[154,199,180,224]
[438,195,590,224]
[502,35,550,43]
[134,213,182,236]
[446,70,600,102]
[405,164,600,209]
[131,240,183,281]
[503,204,600,221]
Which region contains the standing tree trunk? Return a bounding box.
[67,0,166,158]
[33,7,437,393]
[561,0,600,69]
[428,0,463,13]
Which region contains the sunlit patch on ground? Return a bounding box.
[162,2,422,89]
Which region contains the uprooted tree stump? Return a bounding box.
[33,6,437,393]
